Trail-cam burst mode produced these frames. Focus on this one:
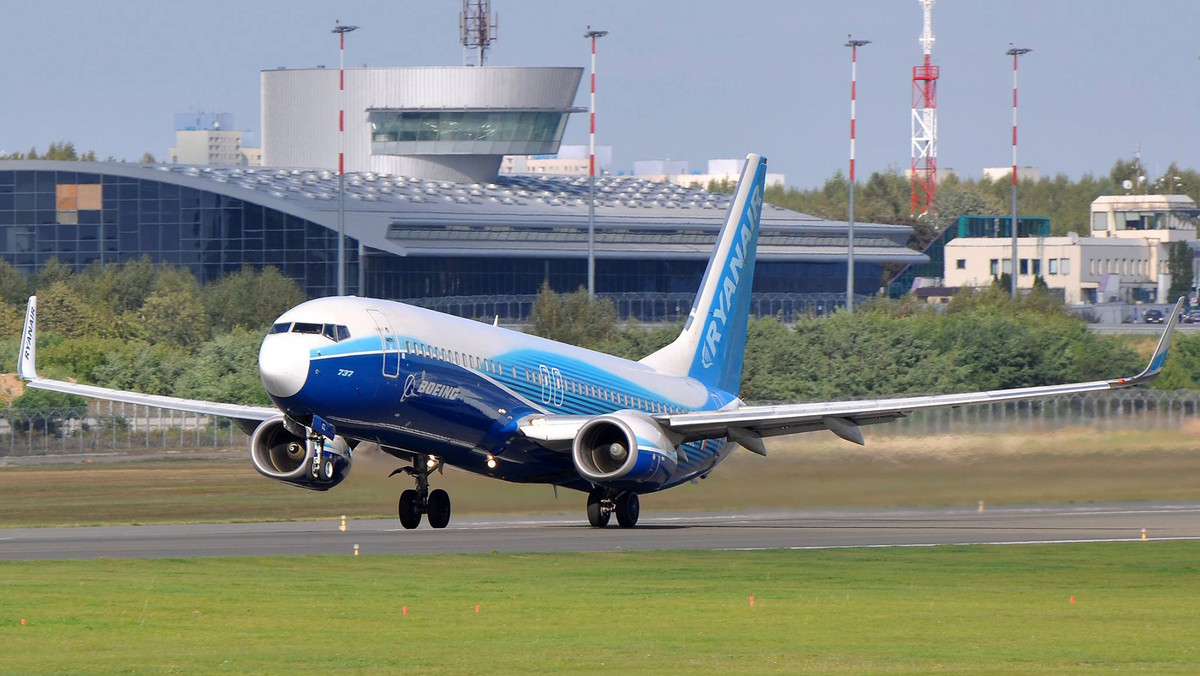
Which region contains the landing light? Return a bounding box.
[426,456,440,470]
[486,454,498,469]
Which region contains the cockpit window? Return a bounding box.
[279,322,352,342]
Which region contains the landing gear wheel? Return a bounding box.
[427,489,451,529]
[320,458,335,481]
[615,492,640,528]
[586,490,611,528]
[398,489,422,529]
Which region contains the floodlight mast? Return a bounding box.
[332,21,358,297]
[1007,45,1032,298]
[846,36,870,314]
[585,27,609,299]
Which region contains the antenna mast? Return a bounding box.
[910,0,939,215]
[459,0,498,66]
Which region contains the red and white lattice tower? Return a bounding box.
[910,0,939,216]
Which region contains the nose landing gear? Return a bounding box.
[389,454,451,529]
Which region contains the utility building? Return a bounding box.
[943,194,1200,304]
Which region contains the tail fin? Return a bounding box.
[19,296,38,380]
[640,153,766,394]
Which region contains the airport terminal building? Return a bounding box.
[0,66,925,320]
[0,160,923,319]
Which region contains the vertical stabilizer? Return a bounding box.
[19,296,38,380]
[639,154,766,395]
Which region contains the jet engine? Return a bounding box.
[571,411,681,491]
[249,416,352,491]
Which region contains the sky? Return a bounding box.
[2,0,1198,189]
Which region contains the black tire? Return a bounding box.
[398,489,422,529]
[615,492,640,528]
[586,490,610,528]
[427,489,451,529]
[321,458,335,481]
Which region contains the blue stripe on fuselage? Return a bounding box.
[275,331,739,490]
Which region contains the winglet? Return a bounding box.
[1114,297,1184,387]
[18,296,38,381]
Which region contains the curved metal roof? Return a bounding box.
[2,161,928,265]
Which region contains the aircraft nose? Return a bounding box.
[259,336,310,398]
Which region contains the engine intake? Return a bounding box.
[572,411,680,491]
[249,416,352,491]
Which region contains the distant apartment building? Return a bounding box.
[168,113,261,166]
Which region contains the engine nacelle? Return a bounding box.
[249,416,352,491]
[572,411,681,491]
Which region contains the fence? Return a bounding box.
[407,292,858,323]
[0,400,241,457]
[2,389,1197,459]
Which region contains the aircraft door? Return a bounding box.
[366,309,401,378]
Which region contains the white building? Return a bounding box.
[168,113,261,166]
[982,166,1040,182]
[500,145,612,176]
[636,159,786,189]
[943,194,1199,304]
[262,66,583,183]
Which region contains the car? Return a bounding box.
[1181,312,1199,324]
[1143,309,1165,324]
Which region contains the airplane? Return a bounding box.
[16,153,1184,529]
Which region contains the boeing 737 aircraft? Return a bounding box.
[16,154,1183,529]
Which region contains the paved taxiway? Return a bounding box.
[3,502,1198,560]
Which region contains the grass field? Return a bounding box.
[2,426,1199,528]
[1,543,1197,674]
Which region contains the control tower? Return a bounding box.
[262,66,584,183]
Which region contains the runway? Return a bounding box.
[3,501,1199,560]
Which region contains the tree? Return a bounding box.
[4,388,87,436]
[31,257,73,292]
[140,152,157,164]
[203,266,307,332]
[172,329,271,404]
[529,283,616,349]
[1167,240,1194,304]
[0,259,29,305]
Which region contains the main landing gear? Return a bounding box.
[586,488,640,528]
[389,454,451,530]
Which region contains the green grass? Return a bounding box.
[3,428,1200,527]
[1,543,1197,674]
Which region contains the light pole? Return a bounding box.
[846,36,870,314]
[333,20,358,297]
[1007,44,1031,298]
[584,26,608,298]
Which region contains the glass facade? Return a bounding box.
[0,169,358,298]
[361,251,881,301]
[368,110,570,156]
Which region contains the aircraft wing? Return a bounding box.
[17,297,276,433]
[662,298,1184,451]
[520,299,1184,453]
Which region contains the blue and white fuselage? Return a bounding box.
[260,296,738,491]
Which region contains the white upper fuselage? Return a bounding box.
[258,296,739,489]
